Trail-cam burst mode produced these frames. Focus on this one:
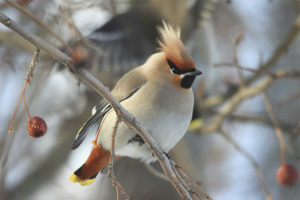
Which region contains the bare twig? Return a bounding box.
[200,69,300,133]
[26,48,40,83]
[4,0,67,47]
[108,117,120,176]
[232,33,245,88]
[171,164,197,199]
[23,48,40,119]
[205,13,300,111]
[262,93,287,164]
[0,13,73,69]
[107,117,129,200]
[228,114,295,134]
[246,14,300,85]
[8,75,27,133]
[8,48,40,133]
[175,165,213,200]
[191,111,296,135]
[219,129,272,200]
[214,62,259,73]
[0,12,204,200]
[59,8,104,56]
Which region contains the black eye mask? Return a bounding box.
[167,59,196,75]
[167,59,185,74]
[167,59,201,89]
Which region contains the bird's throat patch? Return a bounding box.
[181,75,196,89]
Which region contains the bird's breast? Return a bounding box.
[98,82,194,161]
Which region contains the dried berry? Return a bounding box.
[276,164,298,185]
[70,44,91,68]
[27,116,47,138]
[17,0,33,6]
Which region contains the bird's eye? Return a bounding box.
[167,59,185,75]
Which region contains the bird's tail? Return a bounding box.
[69,144,111,186]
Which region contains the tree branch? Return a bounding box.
[219,129,272,200]
[0,12,73,69]
[201,13,300,110]
[199,69,300,133]
[246,14,300,85]
[4,0,67,47]
[263,93,287,165]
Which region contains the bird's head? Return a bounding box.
[145,21,202,89]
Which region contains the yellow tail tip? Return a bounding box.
[188,118,203,131]
[69,173,95,186]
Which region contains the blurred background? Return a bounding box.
[0,0,300,199]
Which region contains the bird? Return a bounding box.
[69,21,202,185]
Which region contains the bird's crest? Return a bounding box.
[158,21,195,71]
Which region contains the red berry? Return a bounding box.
[70,44,91,68]
[17,0,33,6]
[27,116,47,138]
[276,164,298,185]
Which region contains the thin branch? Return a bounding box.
[144,162,212,200]
[175,166,213,200]
[200,69,300,133]
[25,48,40,83]
[23,48,40,119]
[58,7,104,56]
[246,14,300,85]
[232,33,245,88]
[214,62,298,79]
[214,62,259,73]
[205,13,300,110]
[108,116,119,182]
[0,12,73,69]
[5,0,68,47]
[262,93,287,164]
[172,164,197,199]
[8,48,40,132]
[0,12,203,200]
[191,111,296,134]
[219,129,272,200]
[228,114,295,134]
[8,76,27,133]
[22,83,31,119]
[107,117,129,200]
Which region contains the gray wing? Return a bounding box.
[71,103,110,149]
[86,5,161,74]
[72,67,146,149]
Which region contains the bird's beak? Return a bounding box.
[184,69,202,76]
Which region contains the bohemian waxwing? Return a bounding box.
[69,21,202,185]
